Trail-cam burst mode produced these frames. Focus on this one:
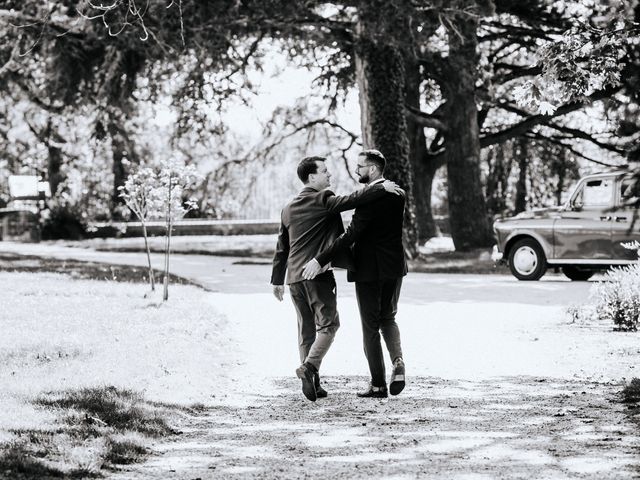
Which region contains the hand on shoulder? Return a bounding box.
[382,180,403,196]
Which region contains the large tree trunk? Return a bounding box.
[411,142,444,240]
[45,118,65,196]
[355,20,418,257]
[554,148,567,206]
[405,58,444,242]
[485,144,513,216]
[444,13,494,250]
[514,137,528,214]
[108,113,137,220]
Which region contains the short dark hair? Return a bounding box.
[359,149,386,173]
[297,156,326,183]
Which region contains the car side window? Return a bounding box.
[573,179,613,208]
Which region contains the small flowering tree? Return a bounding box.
[118,164,161,292]
[589,241,640,331]
[157,158,200,301]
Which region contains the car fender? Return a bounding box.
[502,230,553,262]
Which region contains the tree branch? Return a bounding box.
[492,63,542,82]
[404,105,448,132]
[525,131,621,168]
[491,101,625,154]
[223,34,264,82]
[545,121,626,155]
[0,34,21,78]
[262,118,361,172]
[10,77,65,114]
[480,85,622,148]
[479,20,563,42]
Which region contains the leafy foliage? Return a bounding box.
[119,162,161,290]
[119,163,159,223]
[514,25,628,114]
[591,261,640,331]
[118,158,199,299]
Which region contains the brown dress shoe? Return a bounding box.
[390,357,405,396]
[295,363,317,401]
[315,373,328,398]
[357,385,388,398]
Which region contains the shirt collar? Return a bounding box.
[369,177,385,186]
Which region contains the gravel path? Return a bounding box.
[112,376,640,480]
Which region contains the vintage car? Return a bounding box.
[493,170,640,281]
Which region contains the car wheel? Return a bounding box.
[562,266,595,281]
[508,238,546,281]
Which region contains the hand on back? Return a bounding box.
[302,258,322,281]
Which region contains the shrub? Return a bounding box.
[41,202,87,240]
[591,264,640,331]
[38,386,173,436]
[104,437,149,465]
[622,378,640,403]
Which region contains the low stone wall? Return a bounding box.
[0,209,40,242]
[88,215,451,239]
[88,219,280,238]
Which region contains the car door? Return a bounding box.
[553,176,614,260]
[610,175,640,261]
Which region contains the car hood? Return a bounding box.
[497,206,562,222]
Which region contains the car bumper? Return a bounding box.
[491,244,504,263]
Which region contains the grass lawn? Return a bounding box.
[0,270,227,477]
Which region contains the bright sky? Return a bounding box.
[153,53,361,142]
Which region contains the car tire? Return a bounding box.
[508,238,546,281]
[562,266,595,281]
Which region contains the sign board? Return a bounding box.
[38,181,51,198]
[8,175,50,199]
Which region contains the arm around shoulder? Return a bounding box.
[322,183,387,213]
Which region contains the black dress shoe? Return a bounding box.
[315,373,328,398]
[295,363,317,401]
[390,357,405,396]
[357,385,388,398]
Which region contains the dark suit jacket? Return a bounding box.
[271,184,388,285]
[316,184,408,283]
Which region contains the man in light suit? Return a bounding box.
[302,149,408,399]
[271,156,400,402]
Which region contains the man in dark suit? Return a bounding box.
[302,149,408,399]
[271,156,400,402]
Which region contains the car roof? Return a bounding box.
[581,170,629,181]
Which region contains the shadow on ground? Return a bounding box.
[0,387,187,479]
[111,376,640,480]
[0,253,198,287]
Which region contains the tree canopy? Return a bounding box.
[1,0,638,249]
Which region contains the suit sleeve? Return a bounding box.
[322,183,386,213]
[316,203,376,267]
[270,212,289,285]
